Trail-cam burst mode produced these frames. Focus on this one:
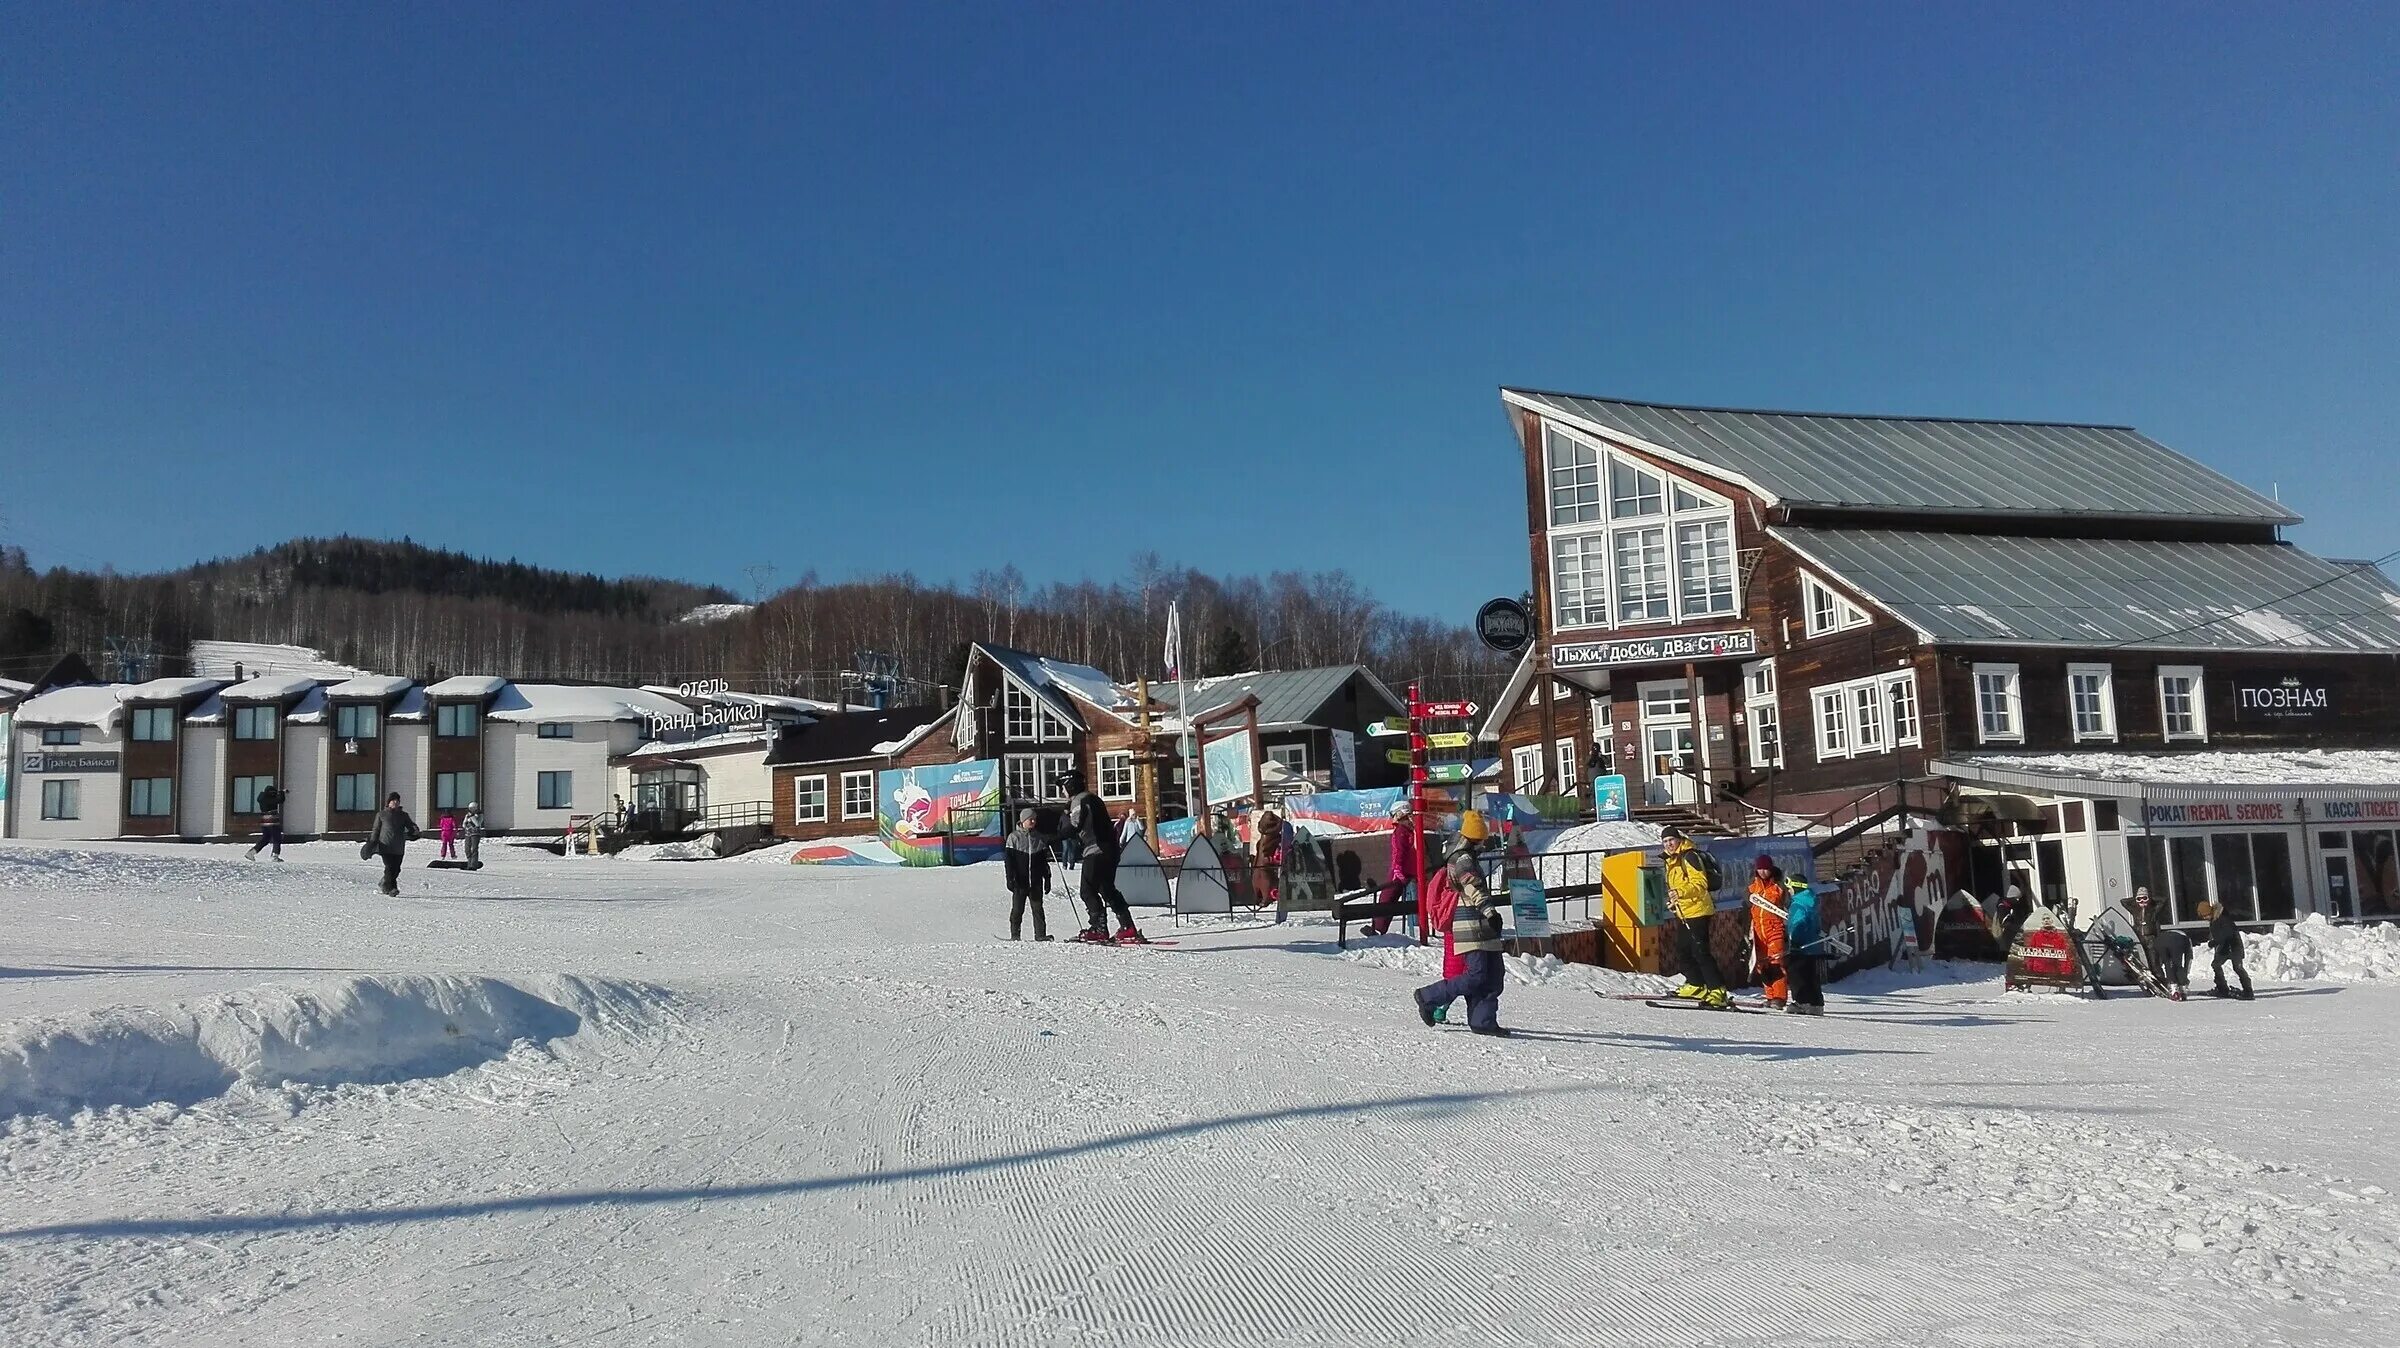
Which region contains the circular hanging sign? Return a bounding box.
[1475,597,1533,654]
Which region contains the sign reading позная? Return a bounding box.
[1552,629,1758,670]
[2231,675,2332,722]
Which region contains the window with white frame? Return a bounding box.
[334,773,377,812]
[130,707,174,741]
[2158,666,2207,742]
[1554,738,1579,791]
[1612,526,1671,622]
[1801,572,1870,637]
[1511,744,1542,792]
[1551,534,1609,628]
[1038,752,1075,797]
[1851,681,1886,755]
[1096,751,1135,801]
[1545,425,1604,526]
[1808,671,1920,761]
[1812,688,1850,761]
[335,704,380,739]
[2068,663,2117,742]
[1542,424,1736,632]
[1675,519,1736,617]
[41,779,78,820]
[1886,672,1921,745]
[1974,664,2023,744]
[1743,660,1783,768]
[793,775,828,823]
[538,771,573,809]
[842,770,876,819]
[1642,684,1691,720]
[1002,682,1071,742]
[128,777,173,816]
[1267,742,1311,778]
[233,705,277,740]
[435,771,476,810]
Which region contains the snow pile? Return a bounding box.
[617,837,721,862]
[679,603,755,624]
[0,974,672,1120]
[2247,915,2400,983]
[188,640,362,680]
[1341,942,1673,996]
[1530,818,1663,854]
[1972,749,2400,787]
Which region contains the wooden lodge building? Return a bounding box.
[1486,387,2400,928]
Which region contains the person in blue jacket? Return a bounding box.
[1784,876,1827,1016]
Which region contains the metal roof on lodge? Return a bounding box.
[1776,528,2400,651]
[1502,389,2301,525]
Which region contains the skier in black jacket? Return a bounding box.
[246,784,287,861]
[1001,808,1054,942]
[2208,902,2254,1000]
[1059,769,1145,945]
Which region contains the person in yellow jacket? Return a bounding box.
[1663,827,1731,1009]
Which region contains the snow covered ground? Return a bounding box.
[6,841,2400,1346]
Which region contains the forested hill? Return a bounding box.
[0,539,1508,705]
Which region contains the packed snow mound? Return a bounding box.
[679,602,754,624]
[1530,819,1664,854]
[617,837,721,862]
[0,973,674,1120]
[1341,941,1674,996]
[2247,915,2400,983]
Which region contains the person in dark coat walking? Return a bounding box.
[246,784,287,860]
[1002,808,1055,942]
[2208,901,2254,999]
[1060,770,1145,945]
[369,792,421,896]
[1413,844,1509,1037]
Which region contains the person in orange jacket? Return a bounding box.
[1747,854,1792,1010]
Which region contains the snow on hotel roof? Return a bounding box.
[423,675,510,699]
[486,683,692,724]
[325,675,416,700]
[120,677,225,703]
[219,674,321,702]
[13,685,132,730]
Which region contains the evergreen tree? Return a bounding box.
[1203,625,1252,677]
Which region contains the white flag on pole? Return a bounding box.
[1163,602,1182,680]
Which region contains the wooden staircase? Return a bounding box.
[1631,803,1737,838]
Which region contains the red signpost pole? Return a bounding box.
[1409,682,1429,946]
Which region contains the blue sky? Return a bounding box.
[4,3,2394,620]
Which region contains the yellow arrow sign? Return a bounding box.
[1425,732,1471,750]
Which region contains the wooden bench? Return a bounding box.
[1333,890,1415,948]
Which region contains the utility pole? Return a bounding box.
[1137,677,1159,849]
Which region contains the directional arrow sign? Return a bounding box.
[1423,763,1473,783]
[1366,719,1410,738]
[1412,700,1478,720]
[1425,731,1471,750]
[1385,747,1413,765]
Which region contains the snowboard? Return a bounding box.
[426,859,484,870]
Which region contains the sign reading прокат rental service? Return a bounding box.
[1552,629,1758,669]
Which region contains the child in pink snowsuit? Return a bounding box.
[439,812,459,859]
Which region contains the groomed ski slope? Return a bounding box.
[4,841,2399,1347]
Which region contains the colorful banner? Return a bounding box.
[1282,787,1407,836]
[1508,876,1551,939]
[877,759,1003,867]
[1329,730,1357,790]
[1157,815,1198,860]
[1203,731,1254,806]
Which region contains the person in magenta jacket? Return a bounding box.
[438,811,459,859]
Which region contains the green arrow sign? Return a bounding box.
[1366,719,1410,738]
[1424,763,1472,783]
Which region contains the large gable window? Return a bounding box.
[1543,424,1736,632]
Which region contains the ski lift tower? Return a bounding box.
[844,650,903,710]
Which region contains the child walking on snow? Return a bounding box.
[438,811,459,860]
[1003,809,1055,941]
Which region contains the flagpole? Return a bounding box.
[1173,603,1195,820]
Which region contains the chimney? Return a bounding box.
[233,661,244,682]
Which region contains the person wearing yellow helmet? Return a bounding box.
[1662,828,1730,1010]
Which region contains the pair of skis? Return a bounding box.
[1593,990,1777,1015]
